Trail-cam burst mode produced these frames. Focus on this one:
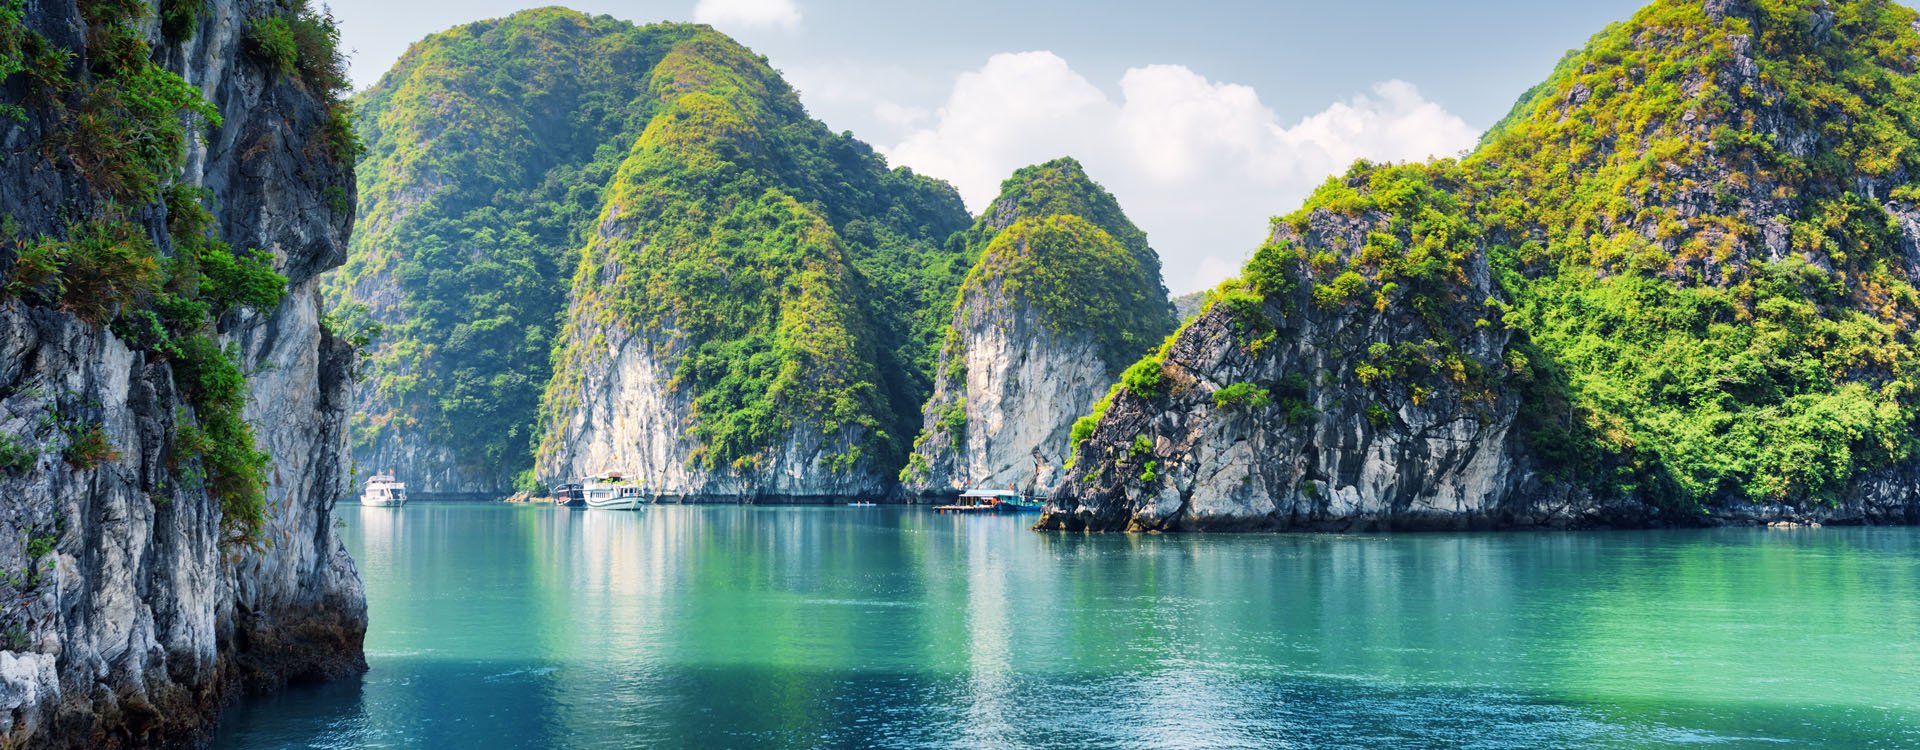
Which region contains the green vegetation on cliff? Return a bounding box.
[962,215,1170,374]
[906,159,1177,484]
[0,0,351,544]
[946,158,1177,376]
[1483,0,1920,504]
[1131,0,1920,511]
[535,27,969,474]
[334,11,710,483]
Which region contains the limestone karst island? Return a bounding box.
[3,0,1919,747]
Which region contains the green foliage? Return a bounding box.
[0,433,35,474]
[1468,0,1920,506]
[0,0,319,548]
[936,400,967,444]
[63,0,222,204]
[1273,374,1318,424]
[962,214,1171,373]
[245,3,355,162]
[972,158,1163,279]
[24,534,51,565]
[946,158,1176,372]
[245,16,297,77]
[909,157,1176,475]
[1120,355,1166,399]
[1139,460,1158,484]
[1064,388,1117,470]
[1312,271,1369,309]
[2,219,163,324]
[1213,382,1272,412]
[159,0,200,44]
[165,186,288,315]
[344,13,983,484]
[512,468,543,495]
[0,0,69,123]
[0,0,31,113]
[340,12,704,482]
[171,336,271,546]
[321,302,382,350]
[2,235,62,300]
[898,451,930,482]
[534,24,969,474]
[1366,404,1393,428]
[61,422,117,469]
[1079,0,1920,511]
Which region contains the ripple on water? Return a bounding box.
[210,507,1920,749]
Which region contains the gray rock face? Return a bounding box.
[539,325,886,502]
[1039,212,1920,532]
[353,437,503,498]
[899,158,1177,502]
[1044,180,1920,535]
[902,281,1111,498]
[1042,208,1534,532]
[0,1,364,745]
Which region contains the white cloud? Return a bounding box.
[692,0,801,30]
[880,52,1480,293]
[783,61,933,133]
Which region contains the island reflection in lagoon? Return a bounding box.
[214,504,1920,748]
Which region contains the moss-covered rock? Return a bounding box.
[902,159,1175,499]
[1049,0,1920,530]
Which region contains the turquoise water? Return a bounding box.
[214,503,1920,748]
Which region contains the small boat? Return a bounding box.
[554,482,585,508]
[582,472,649,510]
[847,501,878,508]
[360,473,408,507]
[1000,494,1045,512]
[934,488,1039,514]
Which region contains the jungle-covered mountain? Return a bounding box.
[331,8,679,493]
[901,158,1177,498]
[531,20,974,498]
[331,9,973,494]
[1046,0,1920,530]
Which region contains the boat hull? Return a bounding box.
[934,503,1013,514]
[360,497,405,507]
[584,496,646,511]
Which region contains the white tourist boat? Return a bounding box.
[360,473,408,507]
[582,472,649,510]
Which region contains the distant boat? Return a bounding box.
[999,493,1045,512]
[554,482,585,508]
[582,472,648,510]
[360,473,408,507]
[934,488,1040,514]
[847,501,878,507]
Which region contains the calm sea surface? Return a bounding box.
[212,503,1920,748]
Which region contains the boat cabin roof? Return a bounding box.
[960,488,1018,498]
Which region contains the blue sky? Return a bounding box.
[322,0,1741,292]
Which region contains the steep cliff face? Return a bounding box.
[902,160,1176,499]
[551,327,888,500]
[1042,166,1545,531]
[332,10,709,496]
[535,31,970,499]
[1047,0,1920,531]
[0,0,362,745]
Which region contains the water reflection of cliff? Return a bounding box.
[312,506,1920,748]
